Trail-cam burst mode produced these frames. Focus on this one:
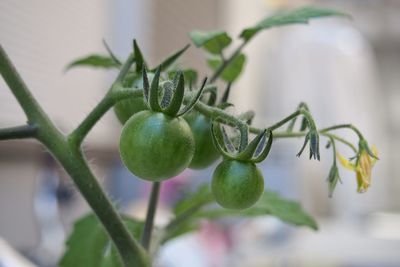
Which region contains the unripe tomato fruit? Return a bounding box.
[114,73,154,124]
[184,112,220,169]
[119,110,195,181]
[212,160,264,209]
[114,97,147,124]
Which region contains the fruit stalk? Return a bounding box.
[141,181,161,250]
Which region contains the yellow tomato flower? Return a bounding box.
[337,145,378,193]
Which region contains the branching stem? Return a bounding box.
[0,44,149,267]
[141,182,161,251]
[0,124,38,140]
[320,124,364,140]
[69,85,142,147]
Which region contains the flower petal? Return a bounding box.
[337,153,356,171]
[371,145,379,165]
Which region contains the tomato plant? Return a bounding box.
[0,6,377,267]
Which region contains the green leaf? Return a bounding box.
[196,191,318,230]
[59,213,143,267]
[164,186,317,245]
[240,6,350,41]
[207,53,246,82]
[174,184,213,216]
[162,185,213,243]
[66,55,118,70]
[163,220,200,244]
[189,31,232,54]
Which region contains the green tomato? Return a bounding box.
[114,72,154,124]
[212,160,264,209]
[114,97,147,124]
[184,112,220,169]
[119,110,195,181]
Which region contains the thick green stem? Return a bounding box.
[69,49,138,147]
[0,45,149,267]
[0,46,47,124]
[141,182,161,250]
[53,140,149,267]
[69,92,115,147]
[0,124,38,140]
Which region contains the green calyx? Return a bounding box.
[211,121,273,163]
[358,139,379,160]
[297,130,320,160]
[142,66,207,117]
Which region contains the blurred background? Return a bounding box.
[0,0,399,266]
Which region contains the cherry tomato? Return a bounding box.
[212,159,264,209]
[184,112,220,169]
[114,97,147,124]
[119,110,195,181]
[114,73,154,124]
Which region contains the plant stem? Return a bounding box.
[69,48,138,147]
[238,110,255,123]
[69,92,115,147]
[54,144,149,267]
[103,39,122,66]
[0,47,47,124]
[267,110,302,132]
[319,124,364,140]
[322,132,357,153]
[141,182,161,250]
[209,41,247,83]
[69,85,142,147]
[194,100,249,150]
[273,131,357,152]
[0,124,38,140]
[97,87,358,153]
[116,52,135,83]
[0,45,149,267]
